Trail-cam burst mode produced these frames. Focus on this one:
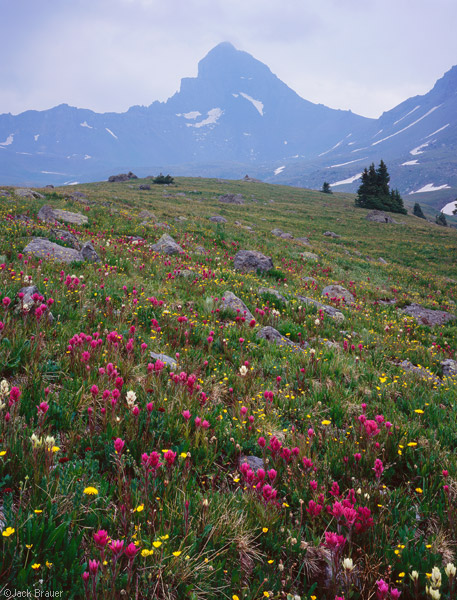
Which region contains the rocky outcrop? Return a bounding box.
[233,250,273,273]
[108,172,138,182]
[50,229,80,249]
[366,210,396,223]
[38,205,88,226]
[15,188,45,200]
[151,234,183,255]
[221,291,254,321]
[402,303,456,327]
[219,193,244,204]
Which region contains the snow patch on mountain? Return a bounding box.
[177,111,201,120]
[186,108,223,128]
[393,105,421,125]
[402,160,419,166]
[80,121,93,129]
[274,166,285,175]
[330,173,362,186]
[319,134,352,157]
[410,142,430,156]
[424,124,449,138]
[0,134,14,146]
[329,157,367,168]
[372,106,441,147]
[105,128,118,139]
[409,183,450,194]
[239,92,264,116]
[441,201,457,215]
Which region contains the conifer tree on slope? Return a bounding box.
[413,202,426,219]
[355,160,406,214]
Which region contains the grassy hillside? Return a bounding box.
[1,178,457,599]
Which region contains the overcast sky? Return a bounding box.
[2,0,457,119]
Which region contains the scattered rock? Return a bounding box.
[281,232,293,239]
[15,285,54,323]
[194,246,206,254]
[138,210,156,221]
[441,359,457,377]
[296,295,344,321]
[38,205,88,226]
[0,189,11,197]
[271,228,284,237]
[366,210,397,224]
[300,252,318,262]
[209,215,227,223]
[219,193,244,205]
[295,237,311,246]
[151,234,183,255]
[80,242,100,262]
[50,229,80,249]
[323,231,340,238]
[233,250,273,273]
[321,285,354,304]
[256,326,308,349]
[138,184,151,190]
[239,455,264,471]
[150,352,177,369]
[402,303,456,327]
[175,269,201,280]
[242,175,261,183]
[302,277,317,286]
[221,291,254,321]
[396,360,441,385]
[108,172,138,182]
[258,287,288,303]
[23,238,83,263]
[15,188,45,200]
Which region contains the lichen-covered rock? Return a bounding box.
[221,291,254,321]
[239,455,264,471]
[233,250,273,273]
[15,188,45,200]
[50,229,80,249]
[441,359,457,377]
[23,238,83,263]
[38,205,88,226]
[151,234,183,255]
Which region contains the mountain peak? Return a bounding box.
[197,42,272,81]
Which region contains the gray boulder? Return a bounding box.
[239,455,264,471]
[50,229,80,249]
[323,231,340,238]
[38,205,88,226]
[138,184,151,190]
[258,287,288,303]
[257,326,308,349]
[209,215,227,223]
[23,238,83,263]
[176,269,201,280]
[151,234,183,255]
[233,250,273,273]
[441,359,457,377]
[296,237,311,246]
[219,193,244,204]
[322,285,354,304]
[280,232,294,239]
[81,242,100,262]
[195,246,206,254]
[366,210,396,223]
[271,228,284,237]
[138,209,156,221]
[150,352,177,369]
[296,295,344,321]
[15,188,45,200]
[16,285,54,322]
[402,303,456,327]
[300,252,318,262]
[221,291,254,321]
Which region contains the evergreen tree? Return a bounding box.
[355,160,405,214]
[321,182,333,194]
[436,213,448,227]
[413,202,426,219]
